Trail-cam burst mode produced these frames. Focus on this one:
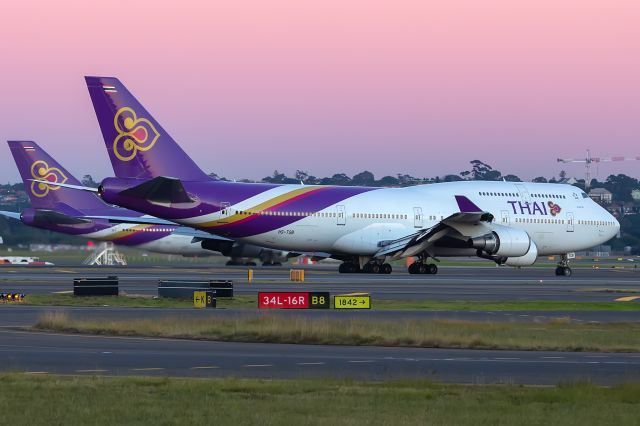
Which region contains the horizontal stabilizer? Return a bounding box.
[28,179,99,193]
[119,177,194,205]
[0,211,21,220]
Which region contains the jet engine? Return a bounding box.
[469,225,531,257]
[503,240,538,266]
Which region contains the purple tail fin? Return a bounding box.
[7,141,106,211]
[85,76,209,181]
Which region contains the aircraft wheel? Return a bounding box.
[563,267,572,277]
[418,263,427,274]
[371,263,381,274]
[381,263,392,274]
[555,266,564,276]
[408,263,418,274]
[427,264,438,275]
[362,263,373,273]
[247,261,257,267]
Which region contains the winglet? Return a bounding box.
[455,195,482,213]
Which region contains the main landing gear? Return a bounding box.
[408,260,438,275]
[554,254,572,277]
[338,261,392,274]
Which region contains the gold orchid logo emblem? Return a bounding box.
[113,107,160,161]
[30,160,68,198]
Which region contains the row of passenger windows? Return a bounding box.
[578,220,617,226]
[531,193,566,199]
[234,210,336,218]
[353,213,408,220]
[515,218,565,224]
[479,192,518,197]
[124,228,173,232]
[479,191,567,199]
[230,210,410,220]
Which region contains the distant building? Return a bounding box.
[588,188,612,203]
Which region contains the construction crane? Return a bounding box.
[557,149,640,191]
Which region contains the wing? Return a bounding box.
[374,196,494,259]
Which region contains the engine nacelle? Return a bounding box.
[470,225,531,257]
[504,240,538,266]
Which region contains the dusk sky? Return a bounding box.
[1,0,639,184]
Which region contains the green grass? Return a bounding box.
[0,375,638,425]
[371,299,640,311]
[21,294,640,311]
[35,312,640,352]
[23,294,256,309]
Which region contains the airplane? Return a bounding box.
[46,76,620,277]
[2,141,287,265]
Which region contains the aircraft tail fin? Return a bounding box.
[85,76,209,181]
[7,141,105,211]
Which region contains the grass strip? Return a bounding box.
[21,294,640,311]
[34,312,640,352]
[0,375,639,426]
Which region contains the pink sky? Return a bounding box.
[1,0,639,183]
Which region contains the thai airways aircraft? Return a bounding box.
[2,141,286,264]
[51,76,619,276]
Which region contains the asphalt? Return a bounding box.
[1,328,639,385]
[0,264,638,385]
[0,264,639,302]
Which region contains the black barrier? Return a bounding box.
[210,280,233,298]
[158,280,233,300]
[73,276,118,296]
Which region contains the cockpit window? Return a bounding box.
[582,192,589,199]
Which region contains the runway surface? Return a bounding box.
[0,264,639,302]
[0,264,638,385]
[1,328,639,385]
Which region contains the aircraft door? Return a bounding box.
[413,207,423,228]
[566,212,574,232]
[219,202,231,223]
[336,205,346,226]
[501,210,510,225]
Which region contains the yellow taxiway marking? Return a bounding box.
[190,366,219,370]
[131,368,165,371]
[614,296,640,302]
[243,364,273,368]
[52,290,73,294]
[76,369,109,373]
[54,269,75,273]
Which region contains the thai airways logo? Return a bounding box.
[30,160,68,198]
[113,107,160,161]
[548,201,562,216]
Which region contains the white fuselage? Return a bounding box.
[183,181,619,257]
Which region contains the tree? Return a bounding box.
[461,160,502,181]
[604,174,638,202]
[503,174,521,182]
[81,175,99,188]
[377,176,399,186]
[352,171,375,186]
[532,176,548,183]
